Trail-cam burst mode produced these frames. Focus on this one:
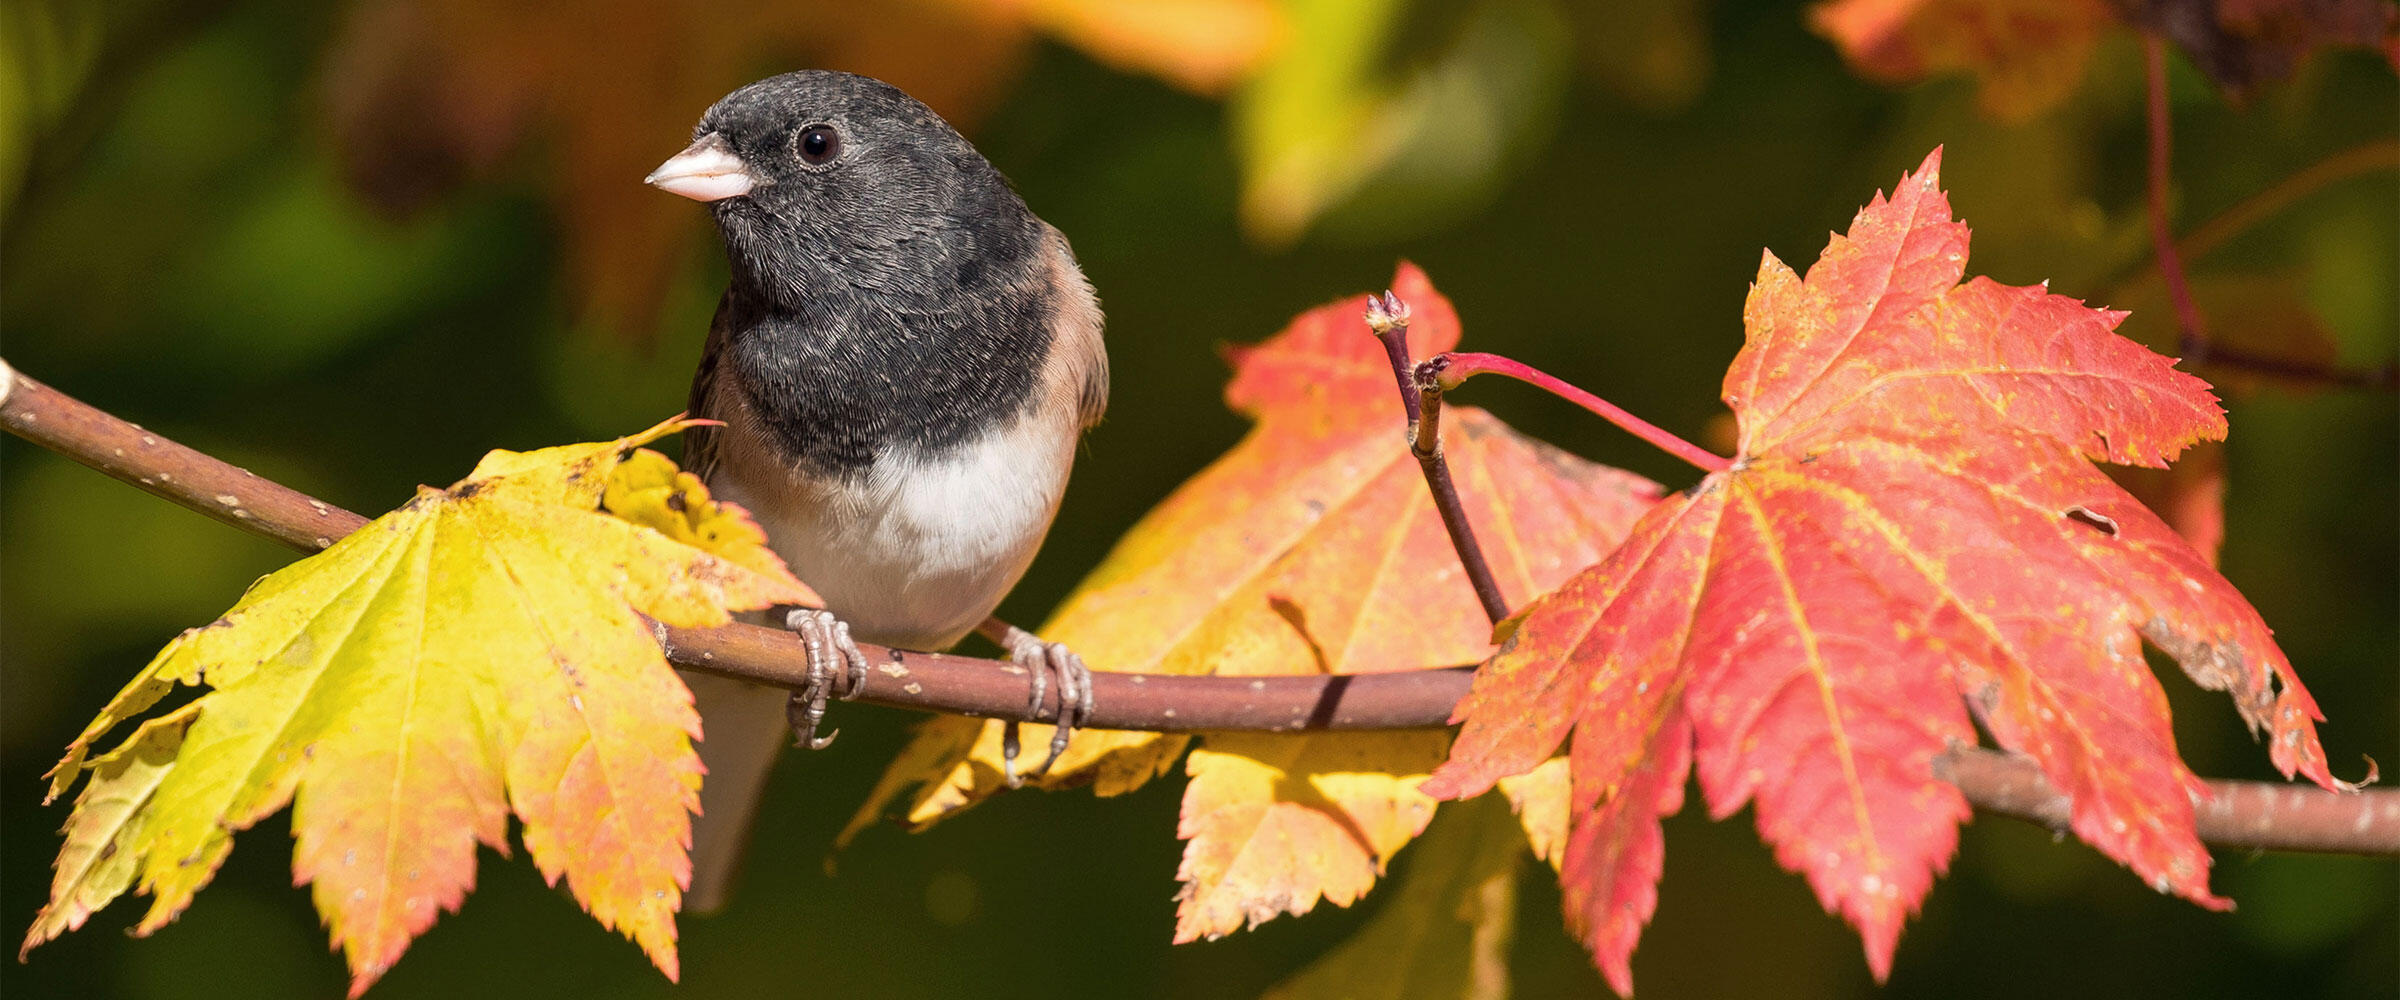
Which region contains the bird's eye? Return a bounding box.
[797,125,841,166]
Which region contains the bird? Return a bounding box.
[644,70,1107,912]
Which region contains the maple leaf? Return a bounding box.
[1810,0,2116,119]
[1174,733,1447,941]
[1424,148,2343,994]
[1811,0,2399,119]
[2104,272,2349,563]
[23,420,812,996]
[1496,755,1571,871]
[847,264,1659,937]
[1258,794,1528,1000]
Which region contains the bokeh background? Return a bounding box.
[3,1,2394,997]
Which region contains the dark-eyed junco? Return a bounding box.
[646,70,1106,911]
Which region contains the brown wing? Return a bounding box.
[1043,227,1109,430]
[680,295,738,483]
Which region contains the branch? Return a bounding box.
[2172,139,2399,272]
[0,360,1465,734]
[1365,293,1511,626]
[2100,139,2400,298]
[1935,751,2393,855]
[2,359,2392,856]
[2144,36,2212,361]
[2136,41,2396,392]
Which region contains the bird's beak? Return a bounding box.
[645,133,754,202]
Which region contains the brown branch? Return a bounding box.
[1936,751,2397,854]
[3,359,2393,856]
[0,362,365,552]
[2177,139,2399,271]
[1365,294,1511,626]
[0,360,1464,734]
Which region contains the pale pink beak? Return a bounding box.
[645,133,754,202]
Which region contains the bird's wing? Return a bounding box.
[678,294,788,914]
[1043,226,1109,430]
[680,294,738,482]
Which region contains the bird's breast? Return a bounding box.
[708,404,1078,651]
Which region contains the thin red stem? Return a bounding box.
[2098,131,2398,391]
[1430,352,1732,474]
[2144,36,2210,361]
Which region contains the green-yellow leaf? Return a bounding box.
[1234,0,1569,246]
[24,418,811,996]
[21,705,198,955]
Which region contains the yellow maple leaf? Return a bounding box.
[1174,732,1446,940]
[23,418,811,996]
[1496,755,1569,871]
[1259,794,1529,1000]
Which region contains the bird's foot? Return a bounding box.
[997,627,1095,788]
[784,608,869,750]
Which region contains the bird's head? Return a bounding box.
[647,71,1033,308]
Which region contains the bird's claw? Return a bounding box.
[785,608,869,750]
[999,631,1095,789]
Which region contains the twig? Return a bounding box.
[1365,293,1510,626]
[2188,344,2397,391]
[1367,294,1426,429]
[2144,36,2213,365]
[2175,139,2400,268]
[3,360,2393,856]
[2130,38,2391,392]
[2103,133,2400,392]
[1424,352,1733,474]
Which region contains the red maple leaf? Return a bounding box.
[1422,148,2341,994]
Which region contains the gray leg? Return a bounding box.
[784,608,869,749]
[995,625,1096,788]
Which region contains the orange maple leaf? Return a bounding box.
[848,264,1658,939]
[1423,148,2342,994]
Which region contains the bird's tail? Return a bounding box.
[680,668,792,913]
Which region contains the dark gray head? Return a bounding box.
[647,71,1040,309]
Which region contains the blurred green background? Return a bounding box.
[3,0,2393,997]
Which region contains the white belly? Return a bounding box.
[711,412,1075,651]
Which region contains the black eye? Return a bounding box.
[797,125,840,165]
